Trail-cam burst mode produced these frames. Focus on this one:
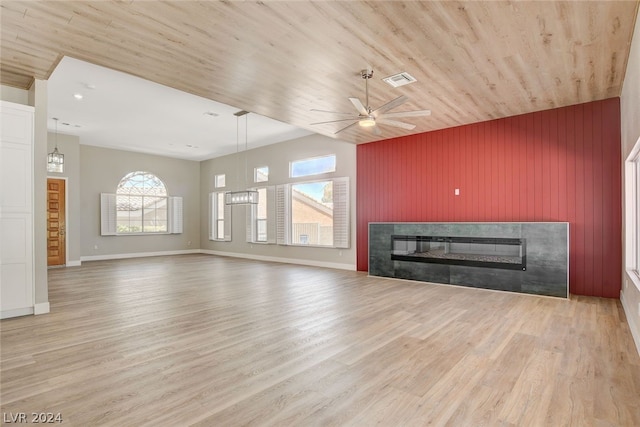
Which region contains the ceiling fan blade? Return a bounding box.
[379,109,431,119]
[376,118,416,130]
[311,108,356,116]
[371,95,409,116]
[334,121,359,134]
[310,118,358,125]
[349,97,369,115]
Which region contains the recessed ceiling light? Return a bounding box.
[73,93,84,100]
[84,83,96,90]
[203,111,219,117]
[60,122,82,128]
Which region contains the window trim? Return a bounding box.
[625,135,640,292]
[289,154,337,178]
[214,174,226,188]
[246,186,276,244]
[254,166,269,183]
[276,177,349,249]
[116,171,169,234]
[100,172,182,236]
[209,191,231,241]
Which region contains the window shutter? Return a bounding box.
[223,201,232,241]
[208,192,215,240]
[246,203,255,243]
[266,186,277,244]
[332,177,349,248]
[100,193,117,236]
[276,184,290,245]
[169,196,183,234]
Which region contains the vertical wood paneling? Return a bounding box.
[356,98,622,298]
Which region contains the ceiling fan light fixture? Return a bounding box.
[359,116,376,127]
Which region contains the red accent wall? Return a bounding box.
[356,98,622,298]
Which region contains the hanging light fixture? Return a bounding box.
[225,110,259,205]
[47,118,64,173]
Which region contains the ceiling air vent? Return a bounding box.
[382,72,417,88]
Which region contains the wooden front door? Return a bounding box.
[47,178,66,266]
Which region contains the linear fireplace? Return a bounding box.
[369,222,568,298]
[391,235,526,271]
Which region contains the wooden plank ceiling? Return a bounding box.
[1,1,638,144]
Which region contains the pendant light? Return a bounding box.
[47,118,64,173]
[225,110,259,205]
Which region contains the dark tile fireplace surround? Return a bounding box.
[369,222,568,298]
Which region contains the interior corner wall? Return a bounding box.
[356,98,622,298]
[199,134,357,269]
[620,5,640,353]
[79,145,201,258]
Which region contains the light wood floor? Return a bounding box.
[1,254,639,426]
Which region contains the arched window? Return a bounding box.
[116,171,168,233]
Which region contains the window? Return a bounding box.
[215,174,226,188]
[100,171,182,235]
[247,187,276,243]
[254,166,269,183]
[276,177,349,248]
[210,191,231,241]
[256,188,268,241]
[626,136,640,291]
[117,171,167,233]
[290,154,336,178]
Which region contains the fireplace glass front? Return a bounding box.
[391,235,526,271]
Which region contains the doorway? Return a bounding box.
[47,178,66,267]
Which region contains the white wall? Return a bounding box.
[620,7,640,354]
[200,134,357,270]
[0,85,29,105]
[28,80,49,308]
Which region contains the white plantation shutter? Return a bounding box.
[210,191,232,241]
[208,192,215,240]
[332,177,349,248]
[169,196,183,234]
[223,201,232,241]
[100,193,117,236]
[266,186,277,244]
[246,203,255,243]
[276,184,290,245]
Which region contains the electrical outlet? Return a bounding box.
[94,245,98,250]
[454,188,460,196]
[187,240,192,246]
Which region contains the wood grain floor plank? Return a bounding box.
[1,254,639,426]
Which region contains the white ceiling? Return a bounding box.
[47,57,314,161]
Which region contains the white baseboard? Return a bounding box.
[620,289,640,357]
[0,306,34,319]
[200,249,356,271]
[34,302,50,315]
[81,249,201,262]
[66,260,81,267]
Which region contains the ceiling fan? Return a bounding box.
[310,68,431,136]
